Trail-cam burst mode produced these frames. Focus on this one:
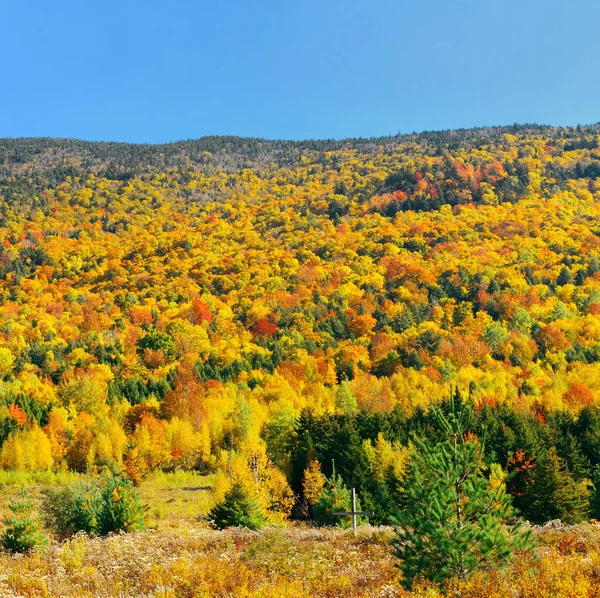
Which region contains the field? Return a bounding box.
[0,474,599,597]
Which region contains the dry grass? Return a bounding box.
[3,522,600,597]
[2,475,600,597]
[0,524,399,597]
[138,471,216,529]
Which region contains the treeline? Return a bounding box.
[3,124,600,526]
[278,393,600,525]
[1,123,599,206]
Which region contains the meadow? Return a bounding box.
[0,472,598,597]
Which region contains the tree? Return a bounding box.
[1,488,46,553]
[335,381,357,415]
[313,463,366,528]
[95,473,148,535]
[301,458,326,518]
[518,448,591,524]
[209,479,266,530]
[393,399,533,589]
[41,473,147,537]
[122,440,149,486]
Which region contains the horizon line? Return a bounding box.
[2,121,600,147]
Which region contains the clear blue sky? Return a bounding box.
[1,0,599,143]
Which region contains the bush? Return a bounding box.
[42,473,147,537]
[209,480,266,530]
[1,488,47,553]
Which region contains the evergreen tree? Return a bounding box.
[556,266,573,286]
[330,416,374,512]
[393,399,533,589]
[576,406,600,467]
[369,479,401,525]
[313,462,367,528]
[523,448,591,524]
[1,488,47,553]
[96,473,148,535]
[41,473,147,537]
[590,464,600,519]
[209,480,266,530]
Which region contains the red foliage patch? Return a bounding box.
[9,403,27,427]
[250,318,277,338]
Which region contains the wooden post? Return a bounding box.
[332,488,373,535]
[351,487,357,535]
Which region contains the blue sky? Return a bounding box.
[1,0,599,143]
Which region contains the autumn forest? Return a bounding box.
[3,125,600,594]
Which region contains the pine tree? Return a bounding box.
[393,399,533,589]
[209,480,266,530]
[590,464,600,519]
[96,473,148,535]
[1,488,47,553]
[313,462,367,528]
[370,479,401,525]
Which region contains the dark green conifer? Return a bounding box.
[209,480,265,530]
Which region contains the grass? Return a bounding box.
[138,470,216,529]
[0,469,82,488]
[2,522,600,596]
[1,473,600,596]
[0,524,399,597]
[0,470,216,532]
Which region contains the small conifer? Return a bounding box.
[209,480,266,530]
[1,488,47,553]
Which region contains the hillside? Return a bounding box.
[2,124,600,525]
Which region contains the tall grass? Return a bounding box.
[0,470,84,487]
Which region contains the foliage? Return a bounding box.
[4,521,600,597]
[301,458,326,517]
[393,399,534,589]
[122,441,149,486]
[41,473,147,537]
[1,488,47,553]
[313,463,367,528]
[3,127,600,527]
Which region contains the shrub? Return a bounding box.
[42,473,147,537]
[42,486,90,538]
[1,488,47,553]
[209,480,266,530]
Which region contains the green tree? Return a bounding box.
[96,473,148,535]
[1,488,47,553]
[523,448,591,524]
[393,399,533,589]
[209,480,266,530]
[313,463,367,528]
[335,381,357,415]
[590,464,600,519]
[41,473,147,537]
